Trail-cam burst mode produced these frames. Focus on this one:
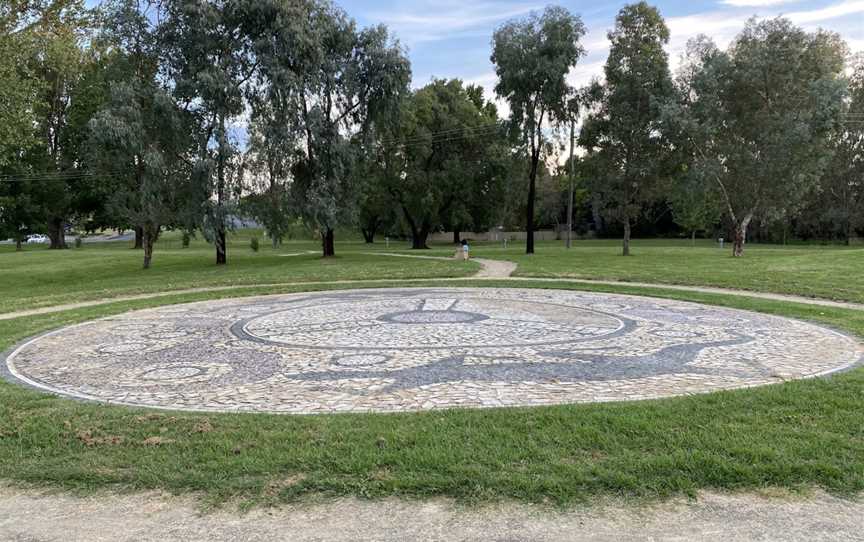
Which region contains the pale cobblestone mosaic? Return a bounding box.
[2,288,861,414]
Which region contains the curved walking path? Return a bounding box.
[1,255,862,322]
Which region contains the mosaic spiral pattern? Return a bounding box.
[2,288,860,414]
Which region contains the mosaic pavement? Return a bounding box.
[2,288,861,414]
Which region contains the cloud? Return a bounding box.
[368,1,542,45]
[785,0,864,24]
[721,0,800,7]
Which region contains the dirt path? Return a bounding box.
[510,276,864,311]
[2,255,862,321]
[1,486,861,541]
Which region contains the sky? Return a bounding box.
[342,0,864,103]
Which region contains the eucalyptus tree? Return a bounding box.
[491,6,586,254]
[88,0,195,269]
[670,20,847,256]
[292,6,409,257]
[162,0,259,265]
[250,0,409,257]
[242,102,297,248]
[579,2,675,256]
[89,82,193,268]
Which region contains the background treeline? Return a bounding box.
[0,0,861,267]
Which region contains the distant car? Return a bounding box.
[26,234,49,244]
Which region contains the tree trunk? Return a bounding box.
[732,214,752,257]
[622,219,631,256]
[15,238,22,251]
[215,227,227,264]
[362,229,375,244]
[411,225,430,250]
[566,119,575,249]
[142,225,158,270]
[133,226,143,249]
[47,217,66,249]
[526,150,540,255]
[322,228,335,257]
[215,114,227,266]
[453,229,460,244]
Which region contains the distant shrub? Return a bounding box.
[181,231,191,248]
[250,236,259,252]
[74,236,83,248]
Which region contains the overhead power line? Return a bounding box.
[0,124,513,183]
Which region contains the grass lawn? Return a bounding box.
[375,238,864,304]
[0,234,478,314]
[0,279,862,506]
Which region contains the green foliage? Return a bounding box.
[580,2,675,255]
[668,171,720,241]
[1,275,864,505]
[272,3,410,257]
[161,0,258,265]
[249,236,259,252]
[804,54,864,244]
[88,0,196,269]
[669,18,848,255]
[374,79,509,248]
[492,6,586,253]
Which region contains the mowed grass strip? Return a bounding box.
[0,280,861,507]
[372,238,864,304]
[0,236,478,314]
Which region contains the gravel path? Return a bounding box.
[1,486,861,541]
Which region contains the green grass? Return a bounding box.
[377,238,864,304]
[0,235,478,313]
[1,234,863,506]
[0,280,862,506]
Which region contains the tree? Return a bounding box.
[87,1,194,269]
[18,0,104,249]
[0,180,41,250]
[668,173,719,244]
[252,0,410,257]
[242,103,297,248]
[670,20,847,256]
[491,6,586,254]
[162,0,258,265]
[381,79,505,249]
[818,55,864,244]
[89,82,193,268]
[580,2,675,256]
[353,148,398,244]
[563,95,580,248]
[0,2,42,169]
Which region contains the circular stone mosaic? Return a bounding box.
[2,288,861,414]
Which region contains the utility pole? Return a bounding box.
[566,117,575,249]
